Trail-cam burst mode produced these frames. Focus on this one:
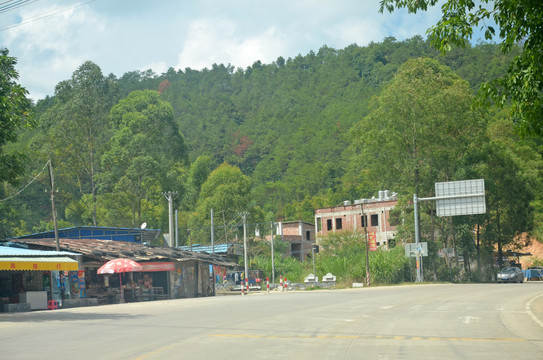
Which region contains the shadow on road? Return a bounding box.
[0,311,149,323]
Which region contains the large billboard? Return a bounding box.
[435,179,486,217]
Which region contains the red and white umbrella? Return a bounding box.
[97,258,143,274]
[97,258,143,303]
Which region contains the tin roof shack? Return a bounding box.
[8,239,235,304]
[315,191,398,249]
[0,245,79,311]
[261,221,316,261]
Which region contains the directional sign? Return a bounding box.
[435,179,486,217]
[405,242,428,257]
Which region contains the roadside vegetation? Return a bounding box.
[2,27,543,284]
[251,231,411,286]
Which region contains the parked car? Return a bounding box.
[497,267,524,283]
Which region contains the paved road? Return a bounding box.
[1,283,542,359]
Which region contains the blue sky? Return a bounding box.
[0,0,449,101]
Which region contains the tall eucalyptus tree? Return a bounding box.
[39,61,118,226]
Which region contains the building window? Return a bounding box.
[326,219,333,231]
[371,214,379,226]
[306,230,311,241]
[361,215,367,227]
[335,218,342,230]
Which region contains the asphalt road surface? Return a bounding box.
[1,283,542,359]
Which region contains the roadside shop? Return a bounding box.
[7,238,235,306]
[0,245,79,311]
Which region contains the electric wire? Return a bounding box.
[0,0,96,32]
[0,0,36,14]
[0,160,49,202]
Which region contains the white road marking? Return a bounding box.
[526,294,543,328]
[461,316,481,324]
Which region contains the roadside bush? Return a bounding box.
[368,247,410,285]
[314,231,410,285]
[250,254,305,283]
[248,232,412,286]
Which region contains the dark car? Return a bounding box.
[497,267,524,283]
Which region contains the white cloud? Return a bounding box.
[0,0,451,101]
[324,18,386,48]
[176,19,288,70]
[3,5,105,100]
[140,61,169,75]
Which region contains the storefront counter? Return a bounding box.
[20,291,48,310]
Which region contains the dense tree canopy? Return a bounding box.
[0,48,34,187]
[350,56,538,278]
[190,162,251,243]
[380,0,543,136]
[99,90,188,227]
[2,38,538,260]
[0,48,34,239]
[350,58,485,195]
[38,61,118,225]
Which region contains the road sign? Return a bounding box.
[435,179,486,217]
[405,242,428,257]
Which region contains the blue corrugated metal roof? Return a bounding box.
[178,243,230,253]
[0,245,80,257]
[6,226,160,243]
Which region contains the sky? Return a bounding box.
[0,0,447,101]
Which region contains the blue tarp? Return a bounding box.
[523,269,543,279]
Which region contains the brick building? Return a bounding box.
[261,221,316,261]
[314,191,398,249]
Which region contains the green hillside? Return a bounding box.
[3,36,539,251]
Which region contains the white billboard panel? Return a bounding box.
[435,179,486,217]
[405,242,428,257]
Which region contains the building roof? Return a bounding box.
[5,238,235,267]
[7,226,160,244]
[315,191,398,213]
[178,243,244,256]
[0,245,80,257]
[279,221,315,227]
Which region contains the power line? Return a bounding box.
[0,0,96,32]
[0,0,38,15]
[0,160,49,202]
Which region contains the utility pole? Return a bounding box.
[241,212,250,291]
[413,194,422,282]
[175,209,179,248]
[211,208,215,253]
[312,246,316,276]
[47,160,60,251]
[162,191,178,247]
[270,222,275,284]
[362,205,370,287]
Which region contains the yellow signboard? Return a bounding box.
[0,257,78,271]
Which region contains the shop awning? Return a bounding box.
[0,257,79,271]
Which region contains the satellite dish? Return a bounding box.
[140,222,147,229]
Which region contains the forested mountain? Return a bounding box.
[2,36,540,251]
